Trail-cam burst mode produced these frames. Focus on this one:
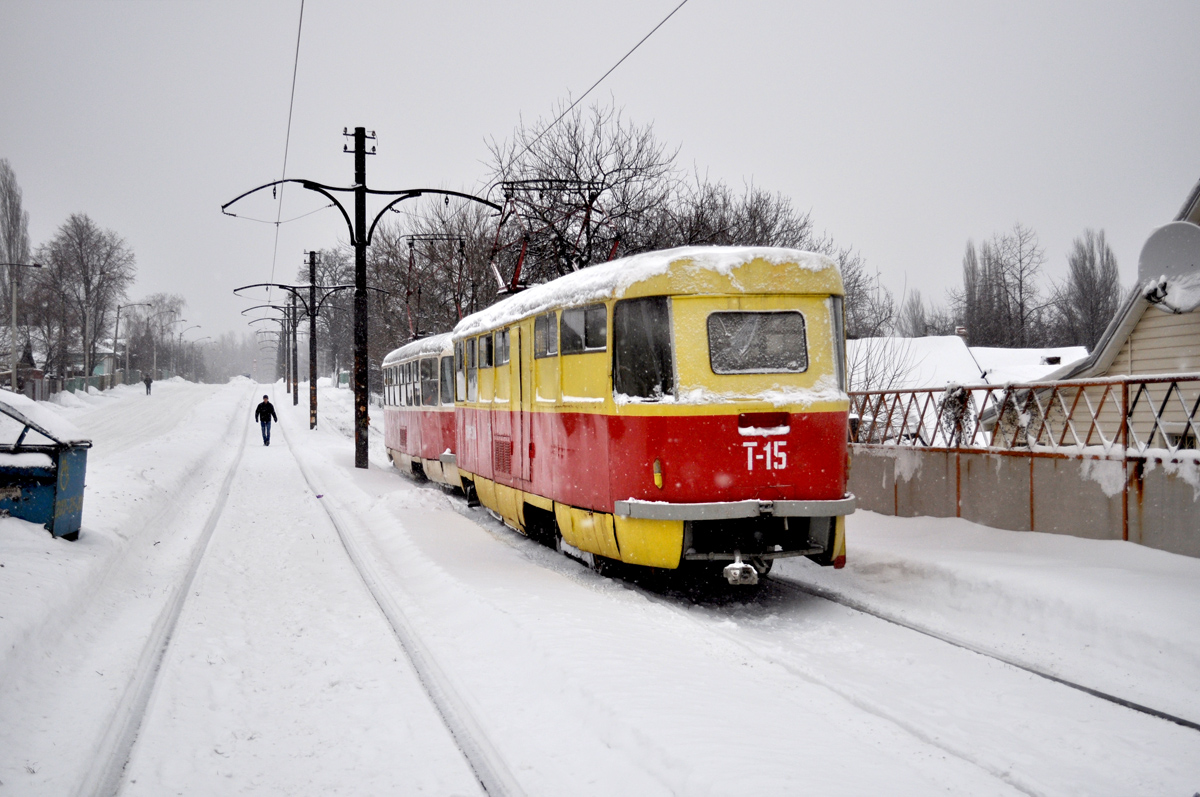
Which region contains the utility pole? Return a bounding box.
[352,127,369,467]
[223,127,501,468]
[283,304,291,392]
[291,292,299,406]
[114,302,150,384]
[308,250,318,429]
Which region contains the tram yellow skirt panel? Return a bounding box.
[613,516,684,569]
[554,504,621,560]
[475,477,497,515]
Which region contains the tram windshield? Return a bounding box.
[707,311,808,374]
[613,297,674,400]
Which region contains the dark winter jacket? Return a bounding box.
[255,400,278,423]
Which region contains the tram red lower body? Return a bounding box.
[452,408,848,513]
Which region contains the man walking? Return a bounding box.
[255,394,278,446]
[143,374,152,395]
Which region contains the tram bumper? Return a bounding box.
[613,495,855,521]
[615,496,854,570]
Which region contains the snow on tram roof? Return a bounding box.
[382,332,453,366]
[453,246,838,338]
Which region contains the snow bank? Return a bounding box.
[454,246,837,337]
[779,511,1200,722]
[0,389,88,444]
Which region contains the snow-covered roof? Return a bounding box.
[452,246,840,338]
[848,336,1086,390]
[382,332,454,367]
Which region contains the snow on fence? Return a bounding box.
[847,374,1200,558]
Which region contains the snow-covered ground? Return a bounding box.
[1,380,1198,795]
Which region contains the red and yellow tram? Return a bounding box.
[383,246,854,584]
[381,333,461,488]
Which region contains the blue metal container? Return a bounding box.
[0,402,92,540]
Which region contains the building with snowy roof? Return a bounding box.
[848,178,1200,558]
[1045,180,1200,382]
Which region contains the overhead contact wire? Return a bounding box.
[268,0,306,305]
[502,0,689,176]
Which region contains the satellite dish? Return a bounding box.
[1137,221,1200,284]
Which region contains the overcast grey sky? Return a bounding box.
[2,0,1197,341]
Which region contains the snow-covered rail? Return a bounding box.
[769,574,1200,734]
[75,391,253,797]
[278,419,525,797]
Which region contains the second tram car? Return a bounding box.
[382,246,854,584]
[381,333,460,488]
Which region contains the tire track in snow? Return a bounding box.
[76,389,253,797]
[278,416,525,797]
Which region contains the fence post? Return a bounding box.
[1121,380,1130,543]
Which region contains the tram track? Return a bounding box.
[77,389,253,797]
[436,480,1200,737]
[422,479,1200,797]
[444,479,1200,738]
[767,573,1200,734]
[279,419,524,797]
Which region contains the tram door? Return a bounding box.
[513,326,532,483]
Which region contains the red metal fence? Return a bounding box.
[850,374,1200,457]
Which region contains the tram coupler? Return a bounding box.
[723,552,759,586]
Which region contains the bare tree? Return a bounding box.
[953,224,1049,347]
[0,159,32,362]
[487,100,677,282]
[124,293,185,377]
[897,289,928,337]
[32,215,136,376]
[1050,229,1121,350]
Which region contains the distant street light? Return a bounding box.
[147,310,181,379]
[177,325,201,374]
[114,302,151,378]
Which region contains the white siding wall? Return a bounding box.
[1104,307,1200,376]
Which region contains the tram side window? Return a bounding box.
[613,297,674,400]
[561,304,607,354]
[480,333,494,368]
[707,311,808,374]
[494,329,510,366]
[534,312,558,358]
[421,357,438,405]
[440,356,454,405]
[454,341,465,401]
[466,337,478,401]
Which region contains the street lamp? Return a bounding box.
[189,336,211,382]
[146,310,180,378]
[1,261,41,392]
[176,324,201,375]
[114,302,151,380]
